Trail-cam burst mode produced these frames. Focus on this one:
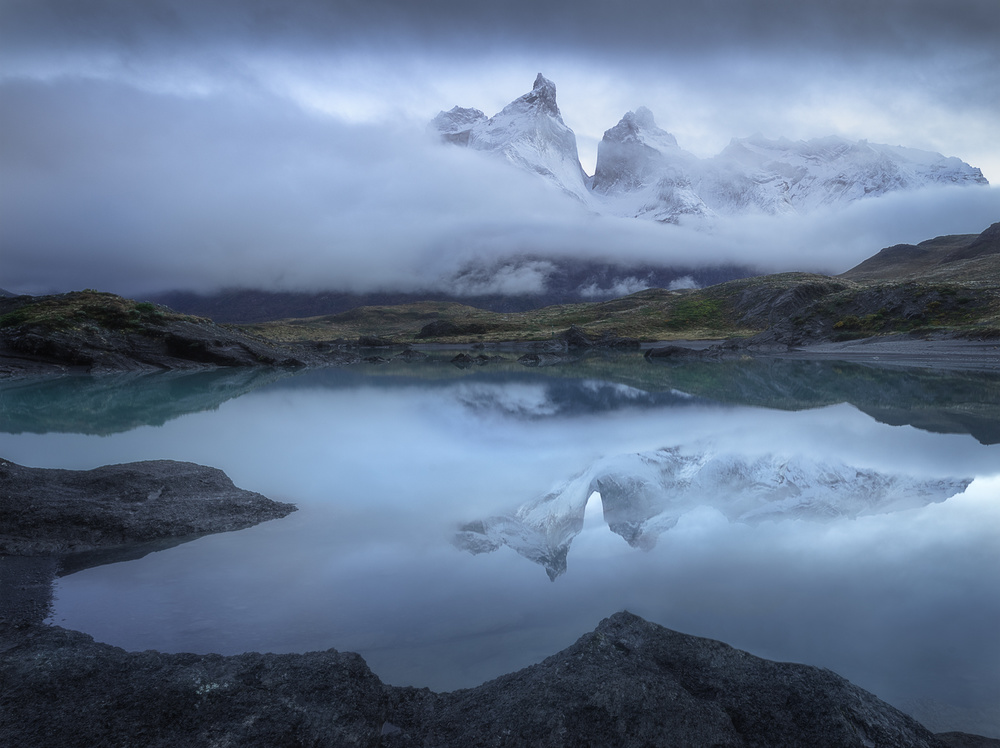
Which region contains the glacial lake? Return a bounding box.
[1,352,998,736]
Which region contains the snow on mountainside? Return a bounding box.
[455,446,971,580]
[591,107,713,223]
[433,75,989,225]
[698,134,990,215]
[431,74,592,203]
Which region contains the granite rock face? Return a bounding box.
[0,611,967,747]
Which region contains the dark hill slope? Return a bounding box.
[842,222,1000,283]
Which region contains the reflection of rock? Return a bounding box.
[644,356,1000,445]
[456,447,971,578]
[0,458,296,624]
[0,611,959,747]
[455,380,700,420]
[0,367,289,435]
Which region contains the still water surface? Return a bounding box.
[1,353,998,733]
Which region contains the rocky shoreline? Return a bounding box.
[4,611,993,748]
[1,457,997,746]
[645,333,1000,371]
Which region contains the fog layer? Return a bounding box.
[2,79,998,296]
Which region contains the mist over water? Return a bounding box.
[0,356,997,735]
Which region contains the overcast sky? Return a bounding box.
[2,0,999,296]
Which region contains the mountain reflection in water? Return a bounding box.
[456,446,972,580]
[0,352,998,738]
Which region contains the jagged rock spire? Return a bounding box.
[525,73,559,116]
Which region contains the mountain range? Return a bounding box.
[434,74,989,224]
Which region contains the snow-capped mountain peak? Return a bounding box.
[431,73,592,203]
[592,107,711,222]
[430,106,488,146]
[601,107,680,154]
[500,72,561,118]
[433,76,988,225]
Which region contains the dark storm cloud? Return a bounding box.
[4,0,998,58]
[1,0,998,296]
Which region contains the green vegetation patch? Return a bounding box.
[664,296,727,331]
[0,291,192,334]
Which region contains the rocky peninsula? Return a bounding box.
[0,290,353,376]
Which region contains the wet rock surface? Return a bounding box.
[0,611,984,747]
[0,624,388,748]
[0,458,296,556]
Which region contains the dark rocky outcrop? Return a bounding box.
[0,319,312,374]
[559,324,641,350]
[0,611,976,747]
[416,320,487,338]
[0,624,388,748]
[0,291,353,376]
[357,335,393,347]
[0,458,296,556]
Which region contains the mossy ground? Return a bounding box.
[243,273,1000,346]
[246,288,759,345]
[0,291,204,335]
[5,271,998,350]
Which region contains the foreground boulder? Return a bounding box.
[0,458,296,555]
[0,611,973,747]
[0,624,388,748]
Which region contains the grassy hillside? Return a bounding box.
[0,290,206,333]
[245,272,1000,346]
[244,288,760,344]
[243,222,1000,346]
[7,224,999,352]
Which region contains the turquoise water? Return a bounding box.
[1,354,998,734]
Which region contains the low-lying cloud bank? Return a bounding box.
[2,79,997,298]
